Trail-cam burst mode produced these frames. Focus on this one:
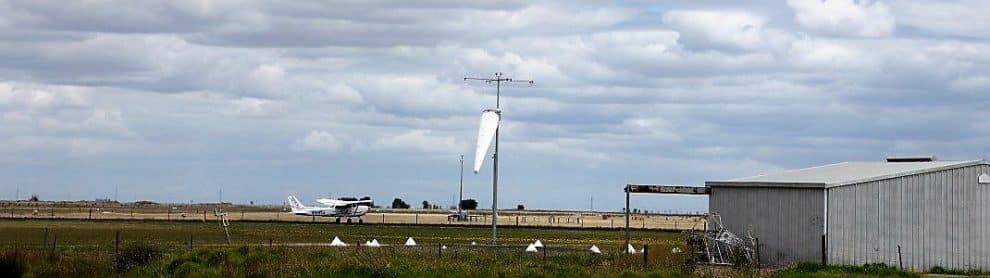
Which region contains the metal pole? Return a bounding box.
[458,155,464,220]
[491,79,499,245]
[625,184,631,249]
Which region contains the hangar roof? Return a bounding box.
[706,160,989,188]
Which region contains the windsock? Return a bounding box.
[473,109,500,173]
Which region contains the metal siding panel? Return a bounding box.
[709,186,824,265]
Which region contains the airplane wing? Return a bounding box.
[316,199,373,207]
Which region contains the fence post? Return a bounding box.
[269,238,273,249]
[516,216,519,226]
[642,244,649,271]
[897,245,903,270]
[382,213,385,224]
[755,238,760,268]
[416,213,419,224]
[542,245,547,262]
[437,243,442,257]
[89,208,92,220]
[115,230,121,253]
[202,210,206,222]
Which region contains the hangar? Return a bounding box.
[706,156,990,270]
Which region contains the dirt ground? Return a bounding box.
[0,205,706,230]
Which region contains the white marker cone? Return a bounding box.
[442,245,448,250]
[371,239,380,246]
[533,240,544,248]
[525,243,538,252]
[626,244,636,254]
[330,236,347,247]
[471,241,477,245]
[405,237,417,246]
[590,245,601,254]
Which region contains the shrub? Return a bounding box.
[0,250,24,278]
[114,243,159,273]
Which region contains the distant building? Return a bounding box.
[706,157,990,270]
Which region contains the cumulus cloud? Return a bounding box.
[787,0,896,37]
[889,0,990,39]
[662,10,789,51]
[358,129,466,155]
[290,130,343,153]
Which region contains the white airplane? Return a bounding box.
[287,195,372,224]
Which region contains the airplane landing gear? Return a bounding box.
[358,218,364,224]
[335,218,341,224]
[346,218,353,224]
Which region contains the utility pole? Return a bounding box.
[458,155,464,220]
[464,72,533,245]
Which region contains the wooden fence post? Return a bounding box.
[115,230,121,253]
[642,244,649,271]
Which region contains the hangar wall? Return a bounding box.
[827,164,990,271]
[710,186,824,265]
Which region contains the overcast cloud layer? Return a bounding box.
[1,0,988,212]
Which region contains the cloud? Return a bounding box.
[663,10,785,51]
[787,0,896,37]
[359,129,466,155]
[290,130,343,153]
[889,0,990,39]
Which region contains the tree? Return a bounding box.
[516,204,525,210]
[459,199,478,210]
[422,200,431,209]
[29,194,39,202]
[391,198,410,209]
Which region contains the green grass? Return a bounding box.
[0,219,692,277]
[776,262,918,278]
[0,219,936,277]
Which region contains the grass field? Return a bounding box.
[0,219,929,277]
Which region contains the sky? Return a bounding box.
[0,0,988,212]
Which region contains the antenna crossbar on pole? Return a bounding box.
[464,72,533,245]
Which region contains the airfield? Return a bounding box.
[0,201,707,231]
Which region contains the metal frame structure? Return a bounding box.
[464,73,533,245]
[623,184,710,248]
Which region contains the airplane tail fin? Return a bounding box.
[287,196,307,213]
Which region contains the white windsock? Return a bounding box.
[589,245,601,254]
[533,240,543,248]
[525,243,538,252]
[473,109,501,173]
[330,236,347,247]
[405,237,417,246]
[626,244,636,254]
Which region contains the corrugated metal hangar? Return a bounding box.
[706,156,990,270]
